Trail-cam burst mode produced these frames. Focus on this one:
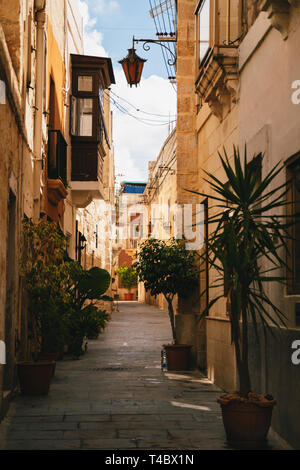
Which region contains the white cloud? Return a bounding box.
[93,0,119,14]
[77,1,177,186]
[111,68,177,185]
[78,0,107,56]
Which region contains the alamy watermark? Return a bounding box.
[291,340,300,365]
[98,199,206,251]
[291,80,300,104]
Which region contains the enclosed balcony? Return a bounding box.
[70,54,115,208]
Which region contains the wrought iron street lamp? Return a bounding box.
[119,36,176,87]
[119,42,147,88]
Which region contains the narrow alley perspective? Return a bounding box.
[1,0,300,455]
[0,302,288,451]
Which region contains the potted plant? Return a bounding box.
[134,238,199,370]
[116,264,138,301]
[64,261,112,358]
[18,219,70,395]
[188,146,290,448]
[85,306,110,340]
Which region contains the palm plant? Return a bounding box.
[188,146,292,398]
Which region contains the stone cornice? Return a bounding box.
[259,0,297,39]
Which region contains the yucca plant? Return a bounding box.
[188,146,292,398]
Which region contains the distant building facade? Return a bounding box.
[114,181,147,300]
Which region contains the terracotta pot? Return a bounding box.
[17,361,56,396]
[163,344,192,371]
[124,292,134,301]
[219,399,276,449]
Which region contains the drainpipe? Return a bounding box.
[32,0,46,221]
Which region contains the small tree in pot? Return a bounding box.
[133,238,199,369]
[187,146,292,448]
[116,264,138,300]
[19,219,71,394]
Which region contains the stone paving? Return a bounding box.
[0,302,288,450]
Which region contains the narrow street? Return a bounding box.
[0,302,287,451]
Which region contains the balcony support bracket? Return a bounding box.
[259,0,294,40]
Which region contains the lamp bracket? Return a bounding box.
[132,36,177,66]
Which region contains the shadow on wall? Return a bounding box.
[248,324,300,450]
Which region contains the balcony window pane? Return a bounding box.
[199,0,210,64]
[72,97,93,137]
[293,166,300,287]
[99,88,104,106]
[287,157,300,293]
[78,75,93,92]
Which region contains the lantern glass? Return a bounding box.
[119,48,146,87]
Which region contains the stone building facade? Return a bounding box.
[0,0,41,419]
[142,130,177,312]
[0,0,116,419]
[142,0,300,448]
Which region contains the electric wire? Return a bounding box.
[149,0,177,92]
[104,92,176,127]
[149,0,172,80]
[105,92,174,123]
[155,0,174,80]
[109,89,176,118]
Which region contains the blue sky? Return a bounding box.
[78,0,177,185]
[85,0,167,78]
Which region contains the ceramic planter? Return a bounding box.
[17,361,56,395]
[124,292,134,301]
[163,344,192,371]
[218,395,276,449]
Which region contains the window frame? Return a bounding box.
[195,0,213,68]
[70,96,98,140]
[70,68,106,143]
[72,71,98,97]
[286,153,300,295]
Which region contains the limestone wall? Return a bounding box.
[237,6,300,448]
[0,1,37,416]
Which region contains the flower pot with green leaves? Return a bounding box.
[18,219,71,394]
[134,238,199,370]
[64,261,112,358]
[116,264,138,300]
[188,146,291,448]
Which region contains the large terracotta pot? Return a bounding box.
[38,353,59,378]
[17,361,56,396]
[218,396,276,449]
[124,292,134,301]
[163,344,192,371]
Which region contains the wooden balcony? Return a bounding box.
[69,53,115,207]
